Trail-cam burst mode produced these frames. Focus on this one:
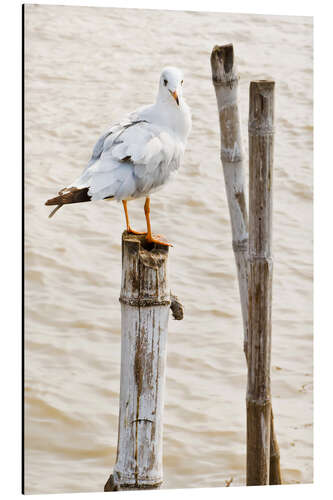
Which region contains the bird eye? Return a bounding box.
[181,80,184,85]
[163,79,168,86]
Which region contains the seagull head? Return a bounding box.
[158,67,184,107]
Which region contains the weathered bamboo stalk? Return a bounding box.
[247,80,275,486]
[210,44,248,354]
[105,232,171,491]
[210,45,281,485]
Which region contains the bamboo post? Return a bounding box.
[210,45,281,485]
[247,80,275,485]
[104,232,171,491]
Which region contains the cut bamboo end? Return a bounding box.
[211,43,238,87]
[249,81,275,136]
[211,45,241,159]
[120,231,170,306]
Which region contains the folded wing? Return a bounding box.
[69,117,183,202]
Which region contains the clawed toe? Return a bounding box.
[146,234,173,247]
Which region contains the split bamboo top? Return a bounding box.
[120,232,170,307]
[249,81,275,135]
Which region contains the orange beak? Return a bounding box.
[169,90,179,106]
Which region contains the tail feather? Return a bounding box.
[48,204,63,218]
[45,187,91,206]
[45,186,91,218]
[45,186,114,218]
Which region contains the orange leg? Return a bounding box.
[122,200,146,235]
[144,197,173,247]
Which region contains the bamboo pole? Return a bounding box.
[247,80,275,486]
[210,44,248,354]
[104,232,171,491]
[210,45,281,485]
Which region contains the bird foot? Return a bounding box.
[127,227,147,236]
[146,234,173,247]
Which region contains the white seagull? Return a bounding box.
[45,67,192,246]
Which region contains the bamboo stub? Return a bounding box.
[105,232,171,491]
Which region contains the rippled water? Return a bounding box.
[24,5,313,494]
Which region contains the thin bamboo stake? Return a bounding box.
[104,232,171,491]
[247,80,275,485]
[210,45,281,485]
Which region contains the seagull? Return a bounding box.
[45,67,192,246]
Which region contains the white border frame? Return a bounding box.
[2,1,330,499]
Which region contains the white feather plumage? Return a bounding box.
[68,67,192,203]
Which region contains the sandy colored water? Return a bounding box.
[24,4,313,494]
